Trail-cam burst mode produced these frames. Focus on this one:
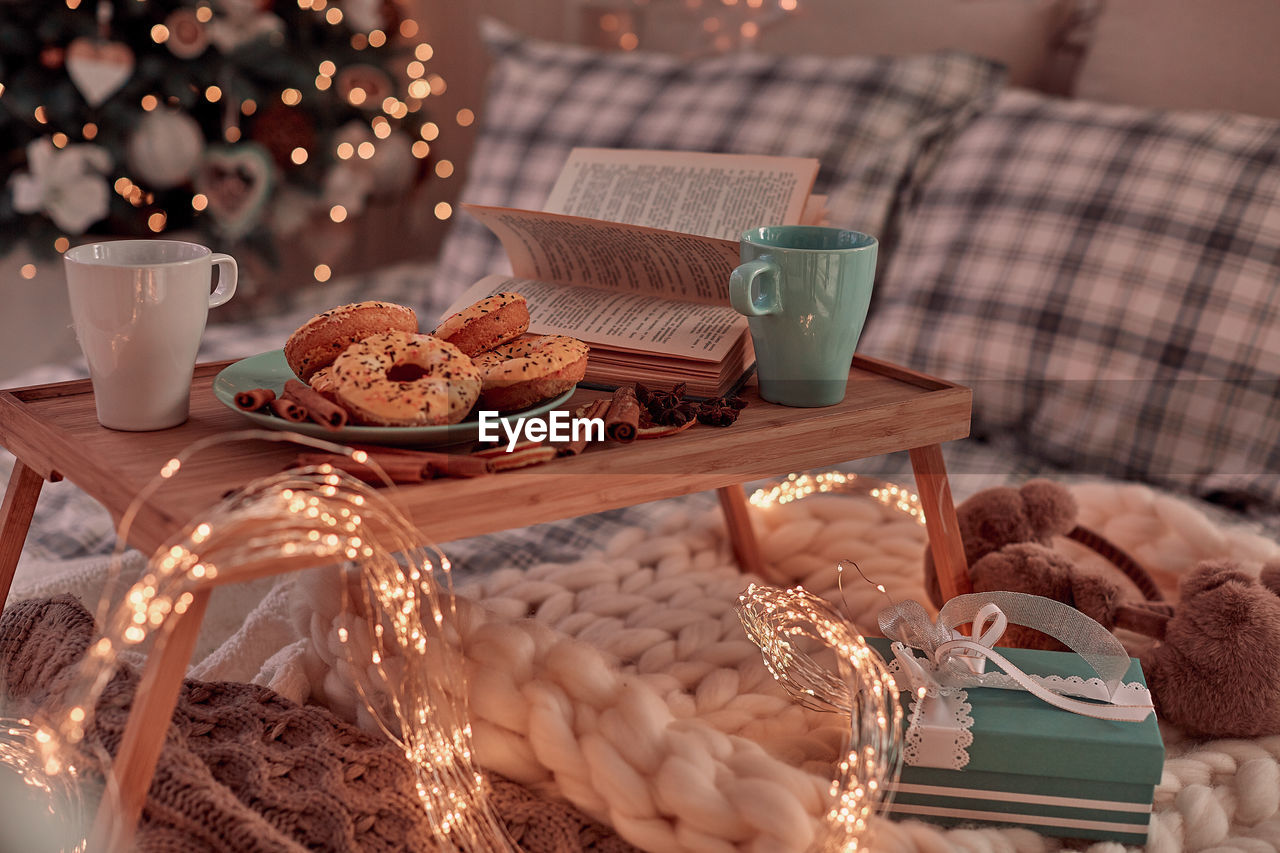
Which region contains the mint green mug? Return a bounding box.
[730,225,877,407]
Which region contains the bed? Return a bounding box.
[4,2,1280,850]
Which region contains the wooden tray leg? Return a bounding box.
[908,444,973,601]
[0,460,46,610]
[88,588,211,853]
[717,485,770,579]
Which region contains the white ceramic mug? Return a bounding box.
[64,240,237,431]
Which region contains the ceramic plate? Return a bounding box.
[213,350,575,447]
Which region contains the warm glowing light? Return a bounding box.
[141,95,159,111]
[372,122,391,139]
[414,43,433,61]
[336,142,354,159]
[435,159,454,178]
[456,108,474,127]
[291,146,309,164]
[54,237,70,253]
[741,21,759,38]
[434,202,452,220]
[151,24,169,43]
[399,19,418,38]
[205,85,222,102]
[350,33,367,49]
[311,0,326,9]
[330,205,348,223]
[780,0,797,9]
[281,87,302,106]
[148,212,167,232]
[348,87,367,106]
[195,4,212,21]
[319,60,336,76]
[314,264,332,282]
[406,60,425,78]
[241,99,257,115]
[34,105,47,123]
[66,0,81,7]
[411,141,429,159]
[368,29,386,48]
[225,126,241,142]
[0,83,5,98]
[51,132,68,148]
[19,264,37,280]
[407,79,429,99]
[192,193,208,211]
[325,6,342,24]
[356,141,375,159]
[381,96,398,113]
[315,74,332,91]
[114,177,133,195]
[419,122,439,141]
[82,122,98,139]
[426,74,446,95]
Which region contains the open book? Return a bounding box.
[441,148,825,397]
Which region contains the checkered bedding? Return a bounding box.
[861,89,1280,511]
[434,19,1004,300]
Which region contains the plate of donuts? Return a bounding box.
[213,349,576,447]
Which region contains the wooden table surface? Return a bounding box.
[0,354,971,558]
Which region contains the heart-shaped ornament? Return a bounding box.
[65,38,134,107]
[194,143,275,240]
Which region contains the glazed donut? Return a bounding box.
[331,331,481,426]
[285,301,417,381]
[433,292,530,357]
[473,334,589,411]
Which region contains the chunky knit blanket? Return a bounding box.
[254,481,1279,853]
[0,596,636,852]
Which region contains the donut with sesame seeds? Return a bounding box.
[285,301,418,381]
[432,292,530,357]
[331,331,481,426]
[473,334,588,411]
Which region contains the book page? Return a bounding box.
[464,204,740,305]
[442,275,747,362]
[543,148,819,240]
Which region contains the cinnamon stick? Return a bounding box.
[283,379,348,429]
[604,386,641,443]
[556,398,609,456]
[235,388,276,411]
[269,397,308,422]
[293,452,430,484]
[347,444,492,479]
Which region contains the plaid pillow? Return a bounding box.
[862,90,1280,509]
[434,20,1004,299]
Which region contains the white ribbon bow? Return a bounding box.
[878,592,1154,723]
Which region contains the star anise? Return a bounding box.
[696,395,748,426]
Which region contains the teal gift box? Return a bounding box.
[867,637,1165,844]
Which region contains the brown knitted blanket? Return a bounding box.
[0,596,636,853]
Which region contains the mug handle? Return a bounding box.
[730,258,781,316]
[209,253,238,308]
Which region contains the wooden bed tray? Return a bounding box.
[0,353,974,851]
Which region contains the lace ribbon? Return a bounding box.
[878,592,1154,769]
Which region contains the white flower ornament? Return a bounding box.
[11,138,112,235]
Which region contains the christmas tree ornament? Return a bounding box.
[194,143,275,240]
[65,38,135,107]
[126,109,205,190]
[250,102,317,169]
[336,65,394,111]
[10,139,112,234]
[165,8,210,59]
[207,0,285,53]
[368,130,417,196]
[40,45,65,69]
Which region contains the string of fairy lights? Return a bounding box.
[6,0,471,284]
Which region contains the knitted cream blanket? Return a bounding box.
[251,482,1280,853]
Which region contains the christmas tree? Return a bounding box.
[0,0,442,275]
